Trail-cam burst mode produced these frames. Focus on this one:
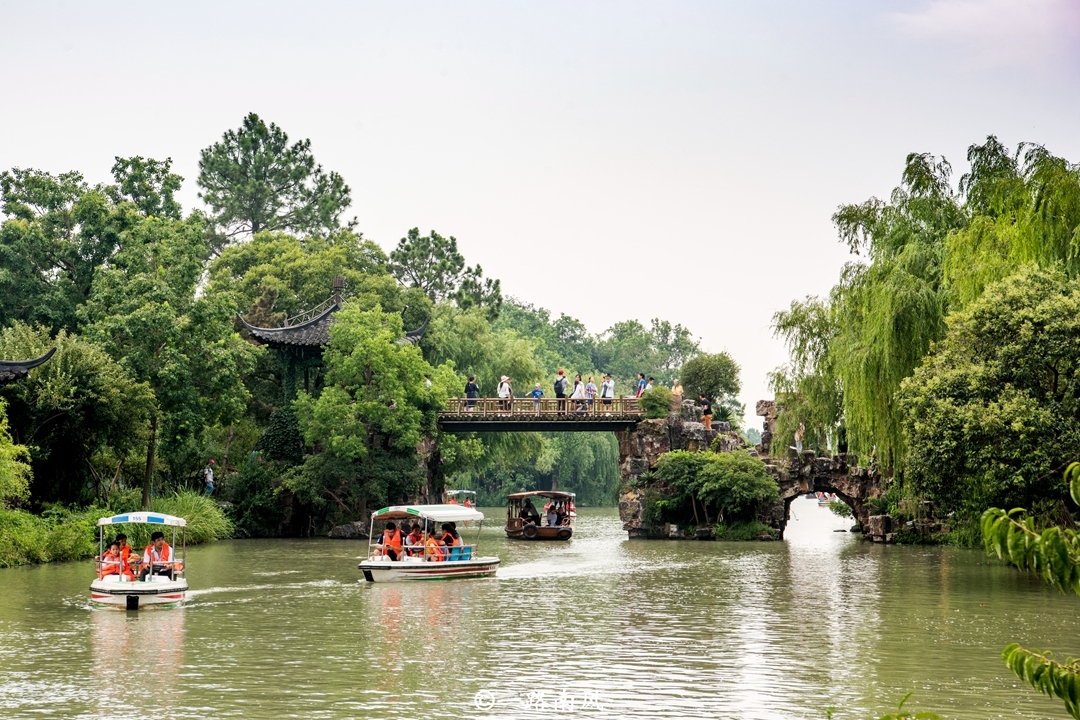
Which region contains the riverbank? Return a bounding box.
[0,491,232,568]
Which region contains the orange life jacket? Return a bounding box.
[382,528,402,551]
[144,542,173,567]
[425,536,445,561]
[464,499,473,508]
[447,498,458,505]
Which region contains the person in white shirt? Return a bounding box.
[497,375,513,413]
[600,374,615,411]
[140,532,176,580]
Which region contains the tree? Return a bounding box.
[197,113,354,242]
[0,323,153,505]
[899,266,1080,518]
[0,400,31,507]
[680,352,741,411]
[389,228,502,319]
[0,169,123,333]
[108,156,183,220]
[293,306,457,515]
[83,213,258,507]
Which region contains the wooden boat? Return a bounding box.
[505,490,576,541]
[358,505,500,582]
[89,512,188,610]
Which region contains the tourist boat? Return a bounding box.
[505,490,576,541]
[358,504,500,582]
[90,512,188,610]
[445,489,476,507]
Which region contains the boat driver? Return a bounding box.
[140,531,176,580]
[520,499,541,526]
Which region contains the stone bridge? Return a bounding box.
[616,400,887,541]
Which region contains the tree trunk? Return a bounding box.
[690,494,701,527]
[142,415,157,510]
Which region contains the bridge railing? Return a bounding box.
[442,397,643,417]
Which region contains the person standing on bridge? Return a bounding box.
[464,375,479,411]
[554,369,568,413]
[586,376,598,411]
[600,374,614,411]
[498,375,513,414]
[531,383,544,415]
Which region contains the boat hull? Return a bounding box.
[358,557,500,582]
[505,525,573,541]
[90,576,188,608]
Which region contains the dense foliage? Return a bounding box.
[651,449,777,526]
[771,138,1080,474]
[900,268,1080,518]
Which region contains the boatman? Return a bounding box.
[140,531,176,580]
[376,522,403,561]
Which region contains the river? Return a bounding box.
[0,499,1075,720]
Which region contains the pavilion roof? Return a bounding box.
[238,303,340,349]
[0,348,56,386]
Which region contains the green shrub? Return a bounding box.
[0,491,232,568]
[640,386,675,418]
[714,520,777,541]
[654,449,778,522]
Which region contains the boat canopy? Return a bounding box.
[506,491,576,501]
[371,504,485,523]
[446,489,476,496]
[97,512,187,527]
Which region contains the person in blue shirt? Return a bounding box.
[531,383,544,416]
[635,373,647,398]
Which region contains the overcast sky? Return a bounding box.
[2,0,1079,424]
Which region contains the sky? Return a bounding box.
[2,0,1079,425]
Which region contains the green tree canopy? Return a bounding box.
[0,323,153,505]
[389,228,502,319]
[197,112,354,242]
[293,306,457,515]
[900,266,1080,516]
[0,400,32,507]
[108,156,183,220]
[83,213,258,506]
[680,352,741,410]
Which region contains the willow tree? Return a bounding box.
[772,153,963,464]
[945,136,1080,305]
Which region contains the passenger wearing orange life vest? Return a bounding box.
[447,496,459,505]
[376,522,403,561]
[463,497,473,508]
[403,524,424,557]
[97,541,134,580]
[424,528,446,562]
[140,531,176,580]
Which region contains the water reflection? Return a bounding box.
[90,609,185,719]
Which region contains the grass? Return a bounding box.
[0,491,233,568]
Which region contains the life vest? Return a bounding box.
[382,528,402,553]
[144,542,173,567]
[405,533,423,555]
[425,536,445,561]
[447,498,458,505]
[464,499,473,508]
[444,532,461,547]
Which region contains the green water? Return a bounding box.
[0,500,1075,719]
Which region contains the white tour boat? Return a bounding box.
[90,512,188,610]
[358,504,500,582]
